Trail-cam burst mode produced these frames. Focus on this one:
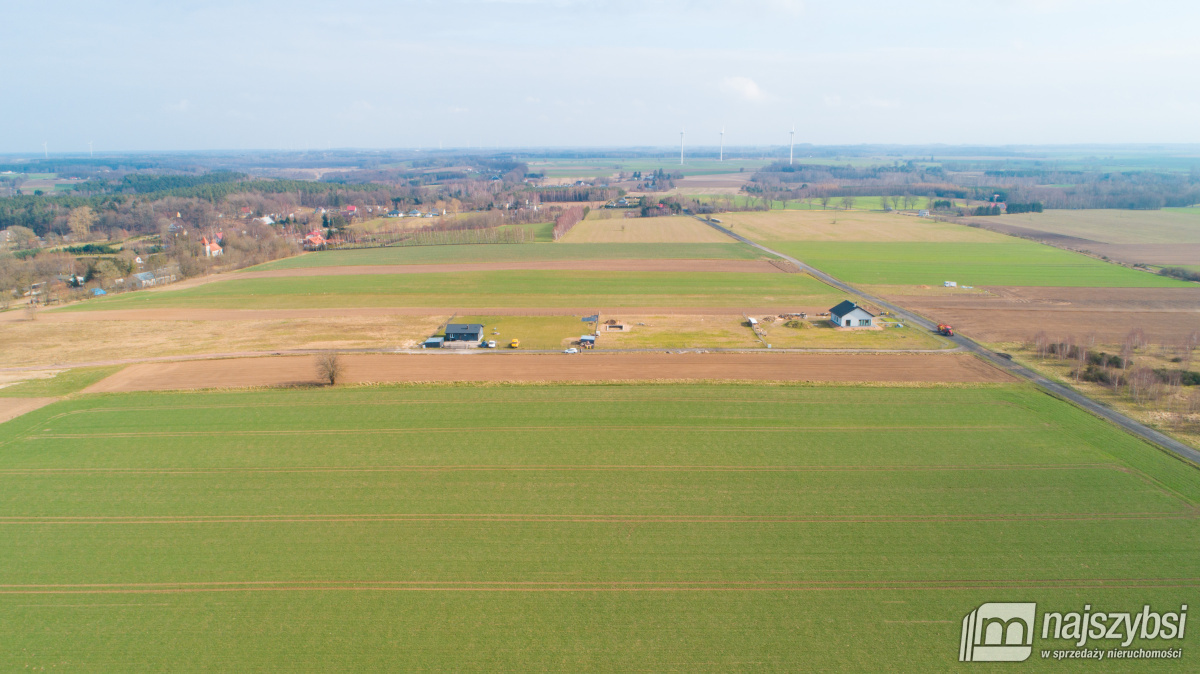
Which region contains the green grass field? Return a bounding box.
[770,241,1190,287]
[66,270,845,310]
[249,242,768,271]
[1,382,1197,669]
[497,221,555,242]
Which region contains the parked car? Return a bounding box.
[486,340,496,348]
[563,348,579,354]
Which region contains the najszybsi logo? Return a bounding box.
[960,602,1037,662]
[959,602,1189,663]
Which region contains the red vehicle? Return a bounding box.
[936,324,954,337]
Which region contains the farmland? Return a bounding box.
[713,209,1004,242]
[687,195,935,211]
[249,242,768,270]
[0,313,447,367]
[968,208,1200,245]
[557,215,732,243]
[62,270,847,311]
[1,383,1197,670]
[770,241,1190,287]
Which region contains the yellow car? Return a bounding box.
[509,339,520,348]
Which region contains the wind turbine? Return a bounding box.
[88,141,93,157]
[42,141,48,159]
[719,127,725,162]
[789,125,795,165]
[679,128,685,165]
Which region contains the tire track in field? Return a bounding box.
[3,578,1198,595]
[0,462,1121,476]
[28,424,1038,440]
[0,512,1191,525]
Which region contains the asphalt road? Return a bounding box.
[693,214,1200,467]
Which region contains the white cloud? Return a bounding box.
[719,76,768,102]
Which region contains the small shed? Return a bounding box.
[829,300,875,328]
[580,335,596,348]
[422,337,444,349]
[445,323,485,342]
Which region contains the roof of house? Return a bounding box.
[830,300,873,317]
[446,323,484,333]
[133,272,155,281]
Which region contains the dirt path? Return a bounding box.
[0,398,59,424]
[83,353,1012,392]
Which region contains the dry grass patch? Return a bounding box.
[718,210,1007,242]
[595,315,762,349]
[0,315,448,368]
[558,216,731,243]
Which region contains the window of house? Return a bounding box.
[858,319,871,326]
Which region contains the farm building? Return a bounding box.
[422,337,445,349]
[445,323,485,342]
[829,301,875,328]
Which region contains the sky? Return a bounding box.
[3,0,1200,153]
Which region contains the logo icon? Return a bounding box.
[960,603,1037,662]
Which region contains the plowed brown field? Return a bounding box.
[885,286,1200,343]
[124,258,782,293]
[84,353,1011,392]
[0,397,58,423]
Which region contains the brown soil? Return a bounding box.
[236,259,782,278]
[884,286,1200,343]
[84,353,1012,392]
[0,397,58,424]
[1080,243,1200,267]
[73,258,782,296]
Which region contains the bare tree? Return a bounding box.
[23,301,37,321]
[315,352,343,386]
[1033,331,1050,359]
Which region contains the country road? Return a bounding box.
[692,213,1200,467]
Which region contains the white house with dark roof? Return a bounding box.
[829,300,875,328]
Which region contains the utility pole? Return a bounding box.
[679,129,685,165]
[789,125,795,165]
[720,127,724,162]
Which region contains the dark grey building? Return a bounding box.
[445,323,485,342]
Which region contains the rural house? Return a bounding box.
[200,236,223,257]
[444,323,485,342]
[829,301,875,328]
